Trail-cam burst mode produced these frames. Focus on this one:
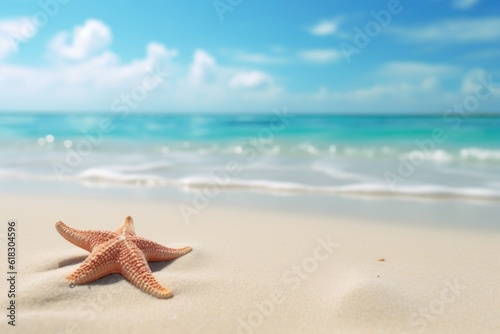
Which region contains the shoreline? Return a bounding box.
[2,179,500,231]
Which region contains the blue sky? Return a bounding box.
[0,0,499,113]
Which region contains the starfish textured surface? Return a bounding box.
[55,216,192,299]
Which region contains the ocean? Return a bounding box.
[1,112,500,201]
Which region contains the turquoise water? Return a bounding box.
[2,113,500,146]
[1,113,500,200]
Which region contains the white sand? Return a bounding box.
[0,194,499,333]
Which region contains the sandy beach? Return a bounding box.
[1,193,499,334]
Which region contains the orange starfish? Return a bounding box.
[55,216,192,299]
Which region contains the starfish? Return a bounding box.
[55,216,192,299]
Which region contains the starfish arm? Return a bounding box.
[115,216,136,236]
[120,242,173,299]
[66,239,121,284]
[56,221,117,252]
[133,237,192,262]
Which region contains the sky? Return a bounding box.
[0,0,499,113]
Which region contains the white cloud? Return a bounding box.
[308,17,348,38]
[0,18,38,60]
[220,48,288,64]
[453,0,480,10]
[0,39,178,110]
[299,49,342,64]
[280,62,500,113]
[461,68,487,94]
[185,49,277,90]
[48,19,112,61]
[147,42,178,61]
[0,20,282,112]
[375,62,460,94]
[387,17,500,43]
[289,82,450,113]
[229,71,272,89]
[172,49,283,110]
[187,49,218,85]
[309,20,337,36]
